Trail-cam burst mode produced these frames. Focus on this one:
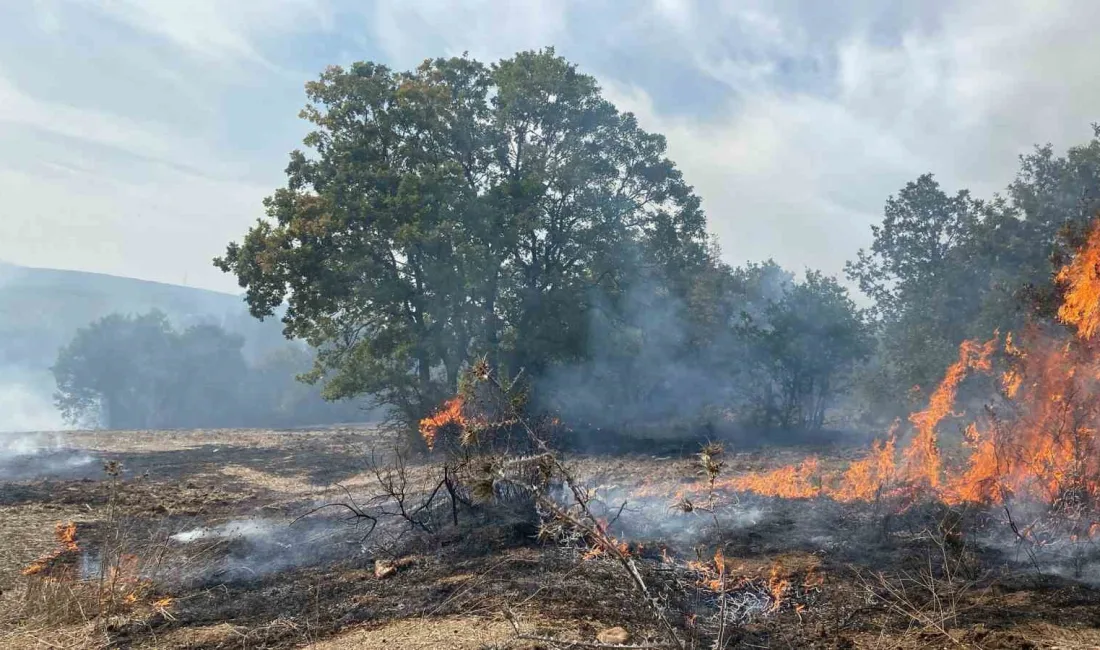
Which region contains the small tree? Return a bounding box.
[738,270,870,430]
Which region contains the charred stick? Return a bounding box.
[505,610,672,649]
[444,466,460,526]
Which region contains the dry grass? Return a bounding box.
[3,428,1100,649]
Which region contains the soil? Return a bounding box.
[2,427,1100,649]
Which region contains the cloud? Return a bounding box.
[0,72,220,174]
[73,0,334,68]
[591,1,1100,286]
[366,0,570,67]
[2,0,1100,298]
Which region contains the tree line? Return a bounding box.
[52,310,369,429]
[847,129,1100,417]
[58,48,1100,437]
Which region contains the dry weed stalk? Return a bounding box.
[463,357,686,650]
[292,447,464,549]
[8,461,175,648]
[855,511,989,648]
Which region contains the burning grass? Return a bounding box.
[13,221,1100,646]
[646,221,1100,586]
[6,427,1100,649]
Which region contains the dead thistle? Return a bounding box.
[697,442,725,485]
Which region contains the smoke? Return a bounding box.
[0,376,67,433]
[0,430,95,480]
[167,514,378,586]
[537,276,744,435]
[0,371,94,480]
[585,483,765,551]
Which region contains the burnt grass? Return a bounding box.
[2,428,1100,649]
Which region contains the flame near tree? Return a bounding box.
[418,397,467,451]
[422,220,1100,522]
[717,218,1100,516]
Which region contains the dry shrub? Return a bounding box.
[5,461,174,647]
[857,509,990,646]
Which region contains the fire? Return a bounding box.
[22,521,79,577]
[56,521,78,551]
[1056,219,1100,340]
[832,434,897,503]
[900,337,997,490]
[766,562,790,613]
[720,217,1100,516]
[729,458,822,499]
[418,397,466,450]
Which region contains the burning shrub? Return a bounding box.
[712,219,1100,577]
[418,397,466,451]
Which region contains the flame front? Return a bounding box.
[22,521,79,577]
[718,218,1100,515]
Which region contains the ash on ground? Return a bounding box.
[0,432,95,480]
[164,514,382,587]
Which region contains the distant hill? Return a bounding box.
[0,263,380,433]
[0,262,255,371]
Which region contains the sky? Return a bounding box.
[2,0,1100,294]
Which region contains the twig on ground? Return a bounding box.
[504,609,672,649]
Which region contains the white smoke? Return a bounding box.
[0,379,67,433]
[171,520,279,544]
[0,379,93,480]
[167,516,372,586]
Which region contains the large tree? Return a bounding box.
[215,49,709,430]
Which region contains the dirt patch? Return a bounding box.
[305,615,526,649]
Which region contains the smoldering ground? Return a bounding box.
[0,374,96,479]
[161,515,376,587]
[0,431,94,480]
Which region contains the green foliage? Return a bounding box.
[216,48,709,431]
[848,125,1100,415]
[51,311,365,429]
[735,268,871,430]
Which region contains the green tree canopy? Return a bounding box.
[215,48,710,430]
[52,311,368,430]
[848,126,1100,413]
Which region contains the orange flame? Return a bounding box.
[832,434,897,503]
[729,458,823,499]
[1056,219,1100,340]
[901,337,997,490]
[56,521,78,552]
[418,397,466,450]
[767,561,790,612]
[715,217,1100,513]
[22,521,79,577]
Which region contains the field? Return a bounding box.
[3,427,1100,649]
